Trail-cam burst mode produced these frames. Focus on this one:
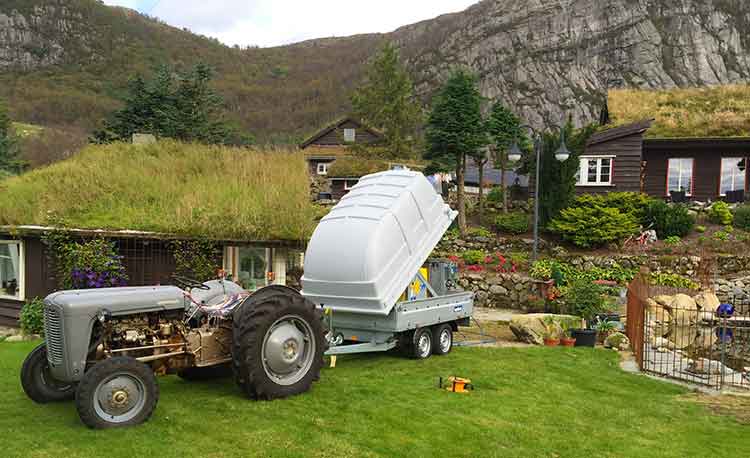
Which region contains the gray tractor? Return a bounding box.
[21,276,326,429]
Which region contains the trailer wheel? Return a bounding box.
[432,324,453,356]
[411,328,433,359]
[75,357,159,429]
[232,287,326,400]
[20,343,76,403]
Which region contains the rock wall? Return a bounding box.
[459,271,540,310]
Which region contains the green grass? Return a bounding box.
[0,140,316,241]
[609,84,750,138]
[1,341,746,458]
[11,122,44,138]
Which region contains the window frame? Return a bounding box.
[576,155,614,187]
[0,240,25,301]
[343,179,358,191]
[343,128,356,143]
[316,162,329,175]
[719,156,747,197]
[666,157,694,197]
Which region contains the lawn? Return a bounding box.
[0,341,746,458]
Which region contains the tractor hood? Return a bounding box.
[301,170,456,316]
[44,286,186,318]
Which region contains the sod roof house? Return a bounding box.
[300,116,384,177]
[0,141,313,326]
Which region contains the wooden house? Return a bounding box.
[579,120,750,201]
[300,116,384,179]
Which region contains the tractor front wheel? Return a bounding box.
[75,357,159,429]
[20,343,76,403]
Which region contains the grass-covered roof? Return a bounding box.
[0,140,316,242]
[608,84,750,138]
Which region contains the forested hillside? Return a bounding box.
[2,0,749,143]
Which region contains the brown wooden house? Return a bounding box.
[576,120,750,202]
[300,116,384,179]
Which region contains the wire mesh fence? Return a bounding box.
[628,272,750,390]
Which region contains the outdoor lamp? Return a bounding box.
[554,132,571,162]
[507,142,523,162]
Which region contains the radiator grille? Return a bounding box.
[44,307,64,365]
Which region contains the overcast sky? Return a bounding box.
[102,0,477,48]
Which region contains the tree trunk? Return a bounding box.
[456,153,467,235]
[499,152,508,213]
[478,158,485,224]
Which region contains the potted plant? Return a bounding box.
[565,279,607,347]
[542,316,560,347]
[559,318,577,347]
[594,318,618,344]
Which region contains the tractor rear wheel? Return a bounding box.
[20,343,76,403]
[232,287,326,400]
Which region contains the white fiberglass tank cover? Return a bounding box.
[301,170,457,315]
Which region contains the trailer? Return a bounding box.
[302,170,474,358]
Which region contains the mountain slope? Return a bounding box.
[1,0,749,142]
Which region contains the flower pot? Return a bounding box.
[560,337,577,347]
[571,329,597,347]
[543,338,560,347]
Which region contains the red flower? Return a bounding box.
[467,264,484,272]
[484,256,494,264]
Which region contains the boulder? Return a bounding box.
[489,284,508,296]
[694,327,718,350]
[667,324,698,350]
[670,294,698,311]
[604,332,630,351]
[4,334,39,342]
[652,336,674,350]
[653,295,674,308]
[509,314,578,345]
[693,292,720,311]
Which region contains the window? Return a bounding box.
[720,157,746,196]
[343,128,356,143]
[316,162,328,175]
[344,179,358,190]
[667,158,694,196]
[0,241,23,300]
[576,156,613,186]
[236,247,268,291]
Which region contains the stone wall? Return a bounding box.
[458,271,539,310]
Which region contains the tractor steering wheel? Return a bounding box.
[171,274,211,291]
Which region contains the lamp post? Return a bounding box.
[508,123,571,260]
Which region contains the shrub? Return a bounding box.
[461,250,485,265]
[466,226,493,238]
[549,206,638,248]
[644,200,694,238]
[713,230,729,242]
[696,225,707,233]
[734,205,750,230]
[565,279,606,325]
[494,212,529,234]
[571,192,651,224]
[664,236,681,245]
[19,298,45,336]
[487,187,504,203]
[708,201,733,225]
[649,272,699,290]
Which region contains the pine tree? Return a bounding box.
[486,102,528,213]
[424,69,487,234]
[92,63,241,145]
[351,43,422,158]
[0,98,25,176]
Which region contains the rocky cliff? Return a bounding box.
[1,0,749,139]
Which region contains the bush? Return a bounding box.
[734,205,750,230]
[708,201,733,225]
[19,298,45,336]
[664,236,681,245]
[649,272,699,290]
[548,206,638,248]
[696,225,707,233]
[487,187,504,203]
[644,200,694,238]
[565,279,606,325]
[461,250,485,265]
[494,212,529,234]
[571,192,651,224]
[466,226,493,238]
